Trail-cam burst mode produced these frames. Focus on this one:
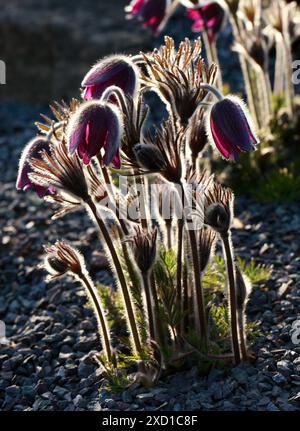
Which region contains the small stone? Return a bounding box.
[267,402,280,411]
[122,390,133,403]
[6,385,20,398]
[277,360,292,376]
[78,362,94,378]
[73,394,86,408]
[105,398,117,409]
[231,367,248,384]
[272,373,287,385]
[173,403,182,411]
[136,393,154,401]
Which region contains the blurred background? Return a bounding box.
[0,0,153,104]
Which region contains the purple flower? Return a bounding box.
[187,2,225,42]
[126,0,168,35]
[207,96,259,161]
[16,137,56,197]
[82,55,140,100]
[67,101,124,167]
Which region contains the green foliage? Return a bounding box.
[118,243,148,343]
[237,257,272,284]
[97,352,131,393]
[210,303,230,341]
[154,247,182,334]
[97,283,125,329]
[249,167,300,203]
[203,254,270,294]
[246,321,261,342]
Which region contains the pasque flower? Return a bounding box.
[187,1,226,42]
[67,100,124,167]
[82,55,140,100]
[16,136,55,198]
[207,95,259,161]
[126,0,169,35]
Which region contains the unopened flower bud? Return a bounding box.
[205,202,231,234]
[134,143,166,172]
[126,0,169,35]
[82,55,140,100]
[207,95,259,161]
[127,227,158,274]
[16,137,55,198]
[43,241,84,281]
[67,100,124,167]
[198,227,216,271]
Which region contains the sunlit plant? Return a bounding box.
[17,33,266,386]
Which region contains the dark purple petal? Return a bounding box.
[102,106,123,166]
[209,97,258,161]
[127,0,167,34]
[82,56,139,100]
[86,106,108,158]
[111,151,121,169]
[210,114,241,161]
[16,137,53,195]
[187,2,225,42]
[67,101,123,166]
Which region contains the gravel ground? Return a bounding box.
[0,103,300,411]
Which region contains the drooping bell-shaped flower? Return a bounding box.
[82,55,140,100]
[187,2,225,42]
[126,0,169,35]
[16,136,56,198]
[67,101,124,167]
[207,95,259,162]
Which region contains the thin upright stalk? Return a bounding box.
[282,35,295,117]
[165,219,172,249]
[182,259,189,334]
[80,273,112,363]
[238,310,248,361]
[176,218,184,310]
[150,272,165,348]
[136,175,149,230]
[188,227,207,347]
[230,16,259,128]
[97,158,129,236]
[221,232,241,364]
[86,197,142,355]
[178,182,208,348]
[142,272,155,341]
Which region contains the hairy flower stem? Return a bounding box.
[142,272,155,341]
[238,309,248,361]
[165,219,172,249]
[230,16,259,128]
[221,233,241,364]
[178,182,207,348]
[86,197,142,355]
[182,261,189,334]
[97,159,129,236]
[119,229,142,307]
[283,36,295,117]
[191,155,198,174]
[150,273,165,348]
[136,176,148,230]
[176,218,184,324]
[202,30,223,90]
[79,273,112,363]
[189,228,207,348]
